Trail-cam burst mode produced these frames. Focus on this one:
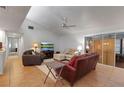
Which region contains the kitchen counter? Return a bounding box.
[0,49,6,75]
[0,49,5,53]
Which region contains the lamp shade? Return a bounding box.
[86,45,89,49]
[77,45,83,51]
[33,43,38,48]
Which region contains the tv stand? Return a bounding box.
[42,50,54,59]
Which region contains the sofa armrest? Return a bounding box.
[56,64,76,86]
[64,64,76,72]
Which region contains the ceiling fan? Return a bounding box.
[61,17,76,28]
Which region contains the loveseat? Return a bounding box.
[56,53,99,86]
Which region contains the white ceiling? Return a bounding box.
[26,6,124,34]
[0,6,30,32]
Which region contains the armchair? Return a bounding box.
[22,49,43,66]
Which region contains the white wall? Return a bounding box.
[59,33,85,52]
[58,28,124,53]
[19,19,60,52]
[58,27,104,52]
[20,19,124,54]
[0,30,6,48]
[0,30,8,60]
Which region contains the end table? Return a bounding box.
[43,61,65,86]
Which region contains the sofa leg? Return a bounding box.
[93,67,96,70]
[70,83,74,87]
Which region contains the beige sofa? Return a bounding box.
[53,53,65,60]
[53,48,76,61]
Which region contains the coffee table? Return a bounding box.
[43,61,65,86]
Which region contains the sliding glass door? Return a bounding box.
[85,35,103,64]
[115,33,124,68]
[93,36,103,64]
[102,34,115,66]
[85,33,115,66]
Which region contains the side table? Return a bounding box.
[43,61,65,86]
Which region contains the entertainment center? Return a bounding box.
[41,42,54,59]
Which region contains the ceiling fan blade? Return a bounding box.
[63,17,68,23]
[67,25,76,27]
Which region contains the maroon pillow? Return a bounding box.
[69,56,78,67]
[69,54,87,67]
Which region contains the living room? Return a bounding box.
[2,5,124,89]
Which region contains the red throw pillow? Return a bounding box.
[69,56,78,67]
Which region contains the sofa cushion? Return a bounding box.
[64,48,76,55]
[69,55,78,67]
[32,51,36,55]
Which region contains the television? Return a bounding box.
[41,42,54,51]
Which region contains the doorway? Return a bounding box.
[8,37,19,56]
[115,33,124,68]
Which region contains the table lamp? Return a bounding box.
[77,45,83,55]
[33,43,38,52]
